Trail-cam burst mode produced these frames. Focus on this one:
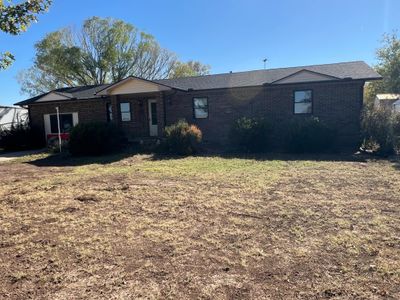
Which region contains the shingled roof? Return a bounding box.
[156,61,381,90]
[15,85,111,106]
[15,61,381,106]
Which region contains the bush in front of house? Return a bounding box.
[47,136,70,153]
[229,117,272,153]
[284,117,337,153]
[161,120,202,155]
[361,106,400,156]
[0,124,45,152]
[69,122,126,156]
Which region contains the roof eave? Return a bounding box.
[96,76,187,95]
[264,76,382,87]
[14,100,35,106]
[362,76,383,81]
[14,97,112,106]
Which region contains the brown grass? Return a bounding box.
[0,153,399,299]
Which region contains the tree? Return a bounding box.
[0,0,51,69]
[365,32,400,104]
[19,17,183,96]
[170,60,210,78]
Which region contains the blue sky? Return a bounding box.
[0,0,399,106]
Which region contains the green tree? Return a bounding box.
[365,32,400,104]
[170,60,210,78]
[0,0,51,69]
[19,17,203,96]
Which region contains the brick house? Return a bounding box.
[15,61,381,149]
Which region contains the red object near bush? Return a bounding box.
[47,133,70,141]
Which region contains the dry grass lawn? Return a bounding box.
[0,153,399,299]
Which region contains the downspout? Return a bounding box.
[162,92,167,132]
[17,104,32,130]
[360,81,365,110]
[25,105,31,127]
[163,89,179,130]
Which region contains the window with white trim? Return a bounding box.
[294,90,312,114]
[50,114,73,133]
[193,97,208,119]
[120,102,131,121]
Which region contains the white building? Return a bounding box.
[0,106,28,130]
[375,94,400,112]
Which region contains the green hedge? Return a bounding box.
[0,124,45,152]
[69,122,126,156]
[361,106,400,156]
[229,117,272,153]
[285,117,337,153]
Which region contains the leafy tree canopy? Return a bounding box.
[0,0,51,69]
[19,17,211,96]
[170,60,210,78]
[365,32,400,104]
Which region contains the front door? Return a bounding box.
[148,99,158,136]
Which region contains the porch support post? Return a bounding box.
[158,92,165,137]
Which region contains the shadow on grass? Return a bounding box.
[149,150,371,163]
[390,157,400,171]
[26,148,387,168]
[27,150,139,167]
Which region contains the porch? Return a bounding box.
[40,76,181,141]
[108,93,165,140]
[97,76,180,140]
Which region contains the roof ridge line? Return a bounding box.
[158,60,366,81]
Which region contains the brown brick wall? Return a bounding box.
[28,80,364,149]
[113,93,164,138]
[29,98,109,134]
[165,80,365,148]
[29,93,165,140]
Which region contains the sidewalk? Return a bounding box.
[0,149,45,163]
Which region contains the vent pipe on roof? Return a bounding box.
[263,58,268,69]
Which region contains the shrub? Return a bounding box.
[285,117,337,153]
[230,117,272,152]
[392,113,400,152]
[361,106,400,156]
[47,136,70,153]
[162,120,202,155]
[0,124,45,152]
[69,122,126,156]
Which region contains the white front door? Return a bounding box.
[148,99,158,137]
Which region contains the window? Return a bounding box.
[150,102,158,125]
[193,97,208,119]
[50,114,73,134]
[120,102,131,121]
[294,90,312,114]
[106,103,113,122]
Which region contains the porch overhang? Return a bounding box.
[96,76,185,96]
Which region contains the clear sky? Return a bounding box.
[0,0,399,106]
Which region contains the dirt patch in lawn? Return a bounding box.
[0,154,399,299]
